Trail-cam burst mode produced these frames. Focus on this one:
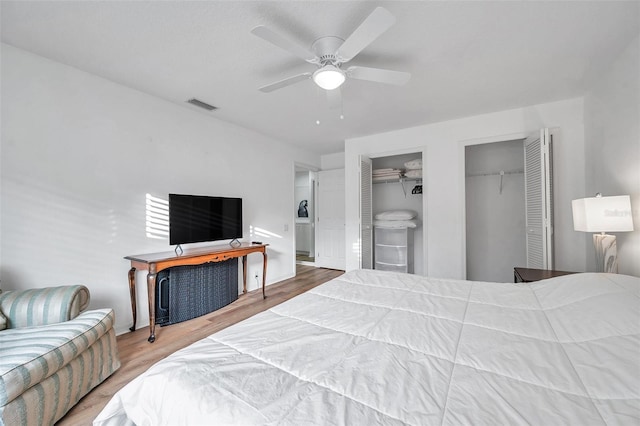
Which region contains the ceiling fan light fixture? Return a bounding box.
[313,65,345,90]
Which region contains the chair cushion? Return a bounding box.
[0,289,5,331]
[0,308,115,407]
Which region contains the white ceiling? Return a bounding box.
[2,1,638,155]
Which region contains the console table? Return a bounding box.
[125,243,268,343]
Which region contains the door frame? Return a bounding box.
[458,131,533,280]
[293,163,319,270]
[361,146,428,275]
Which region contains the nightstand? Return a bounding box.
[513,267,577,283]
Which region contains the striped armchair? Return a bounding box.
[0,286,120,425]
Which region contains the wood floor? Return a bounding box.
[57,265,343,425]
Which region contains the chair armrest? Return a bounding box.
[0,285,90,329]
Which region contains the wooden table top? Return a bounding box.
[514,267,576,282]
[125,242,268,264]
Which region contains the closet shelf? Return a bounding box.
[375,261,407,267]
[376,243,409,248]
[373,177,422,198]
[372,177,422,185]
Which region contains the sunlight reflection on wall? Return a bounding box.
[145,194,169,240]
[250,225,283,240]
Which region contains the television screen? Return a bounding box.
[169,194,243,245]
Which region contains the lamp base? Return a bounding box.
[593,234,617,273]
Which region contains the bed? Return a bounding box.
[94,269,640,425]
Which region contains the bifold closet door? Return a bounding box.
[360,156,373,269]
[524,128,554,269]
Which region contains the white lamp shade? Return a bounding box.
[572,195,634,232]
[312,65,345,90]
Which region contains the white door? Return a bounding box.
[524,128,554,269]
[359,156,373,269]
[316,169,346,270]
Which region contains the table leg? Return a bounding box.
[242,255,248,294]
[262,251,268,299]
[147,265,157,343]
[128,267,137,332]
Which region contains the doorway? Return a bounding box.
[370,152,424,275]
[464,129,554,282]
[295,166,316,265]
[465,140,526,282]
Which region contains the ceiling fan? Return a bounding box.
[251,7,411,94]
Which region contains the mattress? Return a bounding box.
[94,269,640,425]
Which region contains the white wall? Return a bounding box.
[465,140,526,282]
[0,44,320,335]
[320,152,345,170]
[584,35,640,277]
[345,98,587,279]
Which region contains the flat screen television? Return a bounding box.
[169,194,243,246]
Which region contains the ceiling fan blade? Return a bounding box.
[336,7,396,62]
[326,88,342,110]
[259,73,312,93]
[347,66,411,86]
[251,26,319,64]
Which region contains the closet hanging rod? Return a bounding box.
[372,177,422,185]
[465,169,524,178]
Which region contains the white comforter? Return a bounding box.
[94,270,640,425]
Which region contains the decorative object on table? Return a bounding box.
[572,193,634,273]
[297,200,308,217]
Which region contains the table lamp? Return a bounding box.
[572,194,634,273]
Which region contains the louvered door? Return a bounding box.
[524,129,554,269]
[360,156,373,269]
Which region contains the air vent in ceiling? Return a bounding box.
[186,98,218,111]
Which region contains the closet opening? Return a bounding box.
[465,140,525,282]
[464,129,553,282]
[371,152,424,275]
